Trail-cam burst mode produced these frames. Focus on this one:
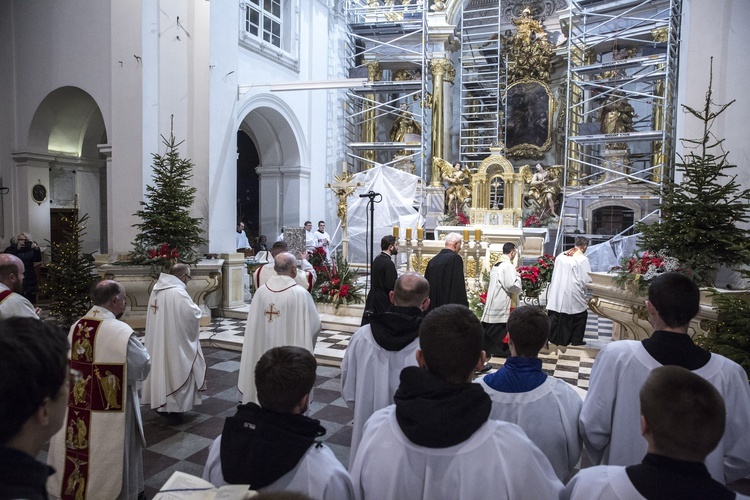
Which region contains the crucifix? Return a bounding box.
[325,163,364,262]
[264,303,280,323]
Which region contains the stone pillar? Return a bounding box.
[428,58,454,186]
[362,62,381,169]
[220,252,248,309]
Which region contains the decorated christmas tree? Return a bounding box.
[131,118,208,268]
[636,61,750,286]
[41,212,96,328]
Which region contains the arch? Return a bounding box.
[236,92,307,167]
[585,201,642,235]
[28,86,106,158]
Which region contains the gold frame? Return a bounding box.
[504,79,556,159]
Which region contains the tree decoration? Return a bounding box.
[131,117,208,270]
[636,60,750,287]
[41,212,97,329]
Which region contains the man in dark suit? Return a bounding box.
[362,235,398,325]
[424,232,468,311]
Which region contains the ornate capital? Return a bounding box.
[429,58,454,82]
[651,27,669,43]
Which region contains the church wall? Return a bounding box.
[0,1,16,243]
[677,0,750,200]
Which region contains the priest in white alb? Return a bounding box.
[239,252,321,404]
[142,263,206,423]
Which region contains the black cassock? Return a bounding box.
[424,249,468,311]
[362,252,397,325]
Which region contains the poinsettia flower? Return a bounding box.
[321,286,328,294]
[479,292,487,304]
[340,284,350,297]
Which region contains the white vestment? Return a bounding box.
[480,255,521,324]
[546,250,591,314]
[255,262,313,292]
[580,340,750,484]
[314,230,331,259]
[203,436,354,500]
[561,466,644,500]
[0,282,38,319]
[341,324,419,469]
[238,275,321,404]
[48,306,151,499]
[142,273,206,413]
[236,231,250,250]
[476,376,583,481]
[350,406,563,500]
[305,230,316,252]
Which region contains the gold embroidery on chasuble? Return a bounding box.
[59,316,126,500]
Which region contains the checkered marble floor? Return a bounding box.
[126,312,613,494]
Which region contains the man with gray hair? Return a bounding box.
[0,253,39,319]
[47,280,151,499]
[238,252,321,404]
[423,232,468,311]
[142,263,206,424]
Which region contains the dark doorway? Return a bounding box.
[237,131,260,243]
[592,205,634,237]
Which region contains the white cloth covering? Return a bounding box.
[561,465,645,500]
[238,275,321,404]
[476,376,583,482]
[580,340,750,484]
[203,435,354,500]
[546,249,592,314]
[340,324,419,469]
[255,262,313,292]
[0,282,38,319]
[480,255,521,324]
[48,306,151,499]
[350,405,563,500]
[142,273,206,413]
[236,230,250,250]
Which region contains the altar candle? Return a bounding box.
[417,227,424,240]
[406,227,412,240]
[463,229,470,242]
[475,228,482,242]
[393,226,399,237]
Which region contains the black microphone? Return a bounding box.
[359,191,380,198]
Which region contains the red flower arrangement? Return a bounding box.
[148,242,179,261]
[611,250,688,294]
[517,254,555,298]
[311,252,363,308]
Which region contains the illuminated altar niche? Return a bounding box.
[469,146,524,228]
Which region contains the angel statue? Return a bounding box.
[520,163,562,217]
[435,158,471,214]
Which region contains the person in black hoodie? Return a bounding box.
[203,346,353,499]
[0,318,69,500]
[342,272,429,468]
[361,235,398,326]
[350,304,563,499]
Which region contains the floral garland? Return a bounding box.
[611,250,691,295]
[312,251,364,308]
[517,254,555,299]
[467,270,490,319]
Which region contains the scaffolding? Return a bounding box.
[557,0,682,252]
[344,0,429,183]
[458,1,503,172]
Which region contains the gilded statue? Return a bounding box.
[438,160,471,214]
[326,172,363,232]
[600,92,635,150]
[500,7,554,83]
[390,103,421,143]
[520,164,562,217]
[597,47,638,80]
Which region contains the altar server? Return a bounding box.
[477,305,583,481]
[547,236,591,346]
[580,272,750,484]
[350,304,562,499]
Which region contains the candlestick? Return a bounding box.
[393,226,399,237]
[417,227,424,240]
[406,227,412,240]
[463,229,469,242]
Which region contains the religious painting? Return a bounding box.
[504,79,555,159]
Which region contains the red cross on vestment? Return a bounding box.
[264,303,280,323]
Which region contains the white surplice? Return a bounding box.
[476,376,583,482]
[480,255,521,324]
[546,249,592,314]
[203,435,354,500]
[340,324,419,469]
[142,273,206,413]
[561,466,645,500]
[580,340,750,484]
[0,282,38,319]
[238,275,321,404]
[350,406,563,500]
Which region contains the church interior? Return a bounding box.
[2,0,750,496]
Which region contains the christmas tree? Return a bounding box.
[131,118,208,267]
[636,61,750,286]
[41,212,96,329]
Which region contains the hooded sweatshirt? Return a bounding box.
[369,305,423,351]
